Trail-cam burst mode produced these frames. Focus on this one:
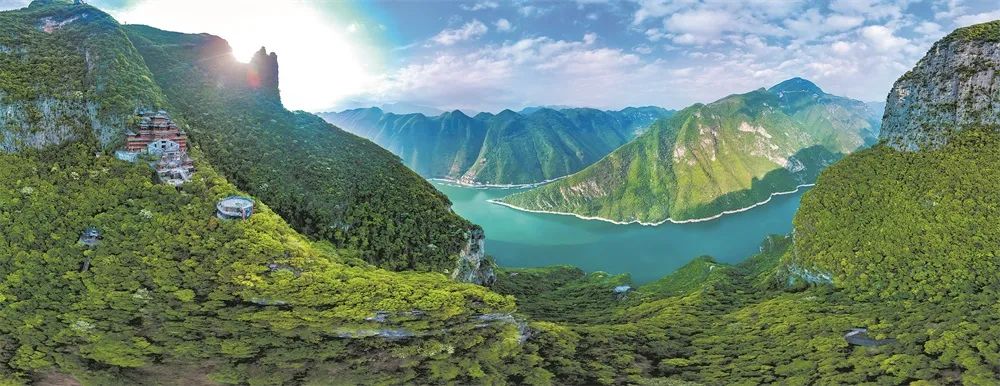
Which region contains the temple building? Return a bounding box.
[116,110,195,186]
[125,111,188,152]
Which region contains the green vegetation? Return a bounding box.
[122,25,477,272]
[4,2,1000,384]
[0,144,518,384]
[940,19,1000,43]
[501,79,880,223]
[0,0,165,151]
[321,106,673,185]
[492,266,630,324]
[794,127,1000,301]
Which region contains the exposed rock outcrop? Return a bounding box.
[881,20,1000,150]
[451,226,497,286]
[249,47,280,100]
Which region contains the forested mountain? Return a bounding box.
[320,106,673,185]
[121,25,486,274]
[499,78,882,223]
[5,1,1000,384]
[0,1,516,384]
[790,20,1000,298]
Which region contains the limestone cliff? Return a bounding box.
[452,226,497,286]
[881,20,1000,150]
[249,47,280,101]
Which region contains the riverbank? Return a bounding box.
[488,184,816,226]
[428,176,566,189]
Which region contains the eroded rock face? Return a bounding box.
[882,21,1000,151]
[249,47,280,100]
[451,226,497,286]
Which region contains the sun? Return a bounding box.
[109,0,379,111]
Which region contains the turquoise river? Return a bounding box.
[432,181,809,284]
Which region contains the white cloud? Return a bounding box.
[785,9,865,41]
[363,34,669,111]
[495,18,512,32]
[955,10,1000,27]
[664,9,733,40]
[826,14,865,30]
[431,20,488,46]
[460,1,498,11]
[632,0,691,25]
[914,21,942,36]
[860,25,908,51]
[829,0,902,20]
[634,45,653,54]
[831,40,852,55]
[518,5,551,17]
[346,23,359,33]
[645,28,667,42]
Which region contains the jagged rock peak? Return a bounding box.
[881,19,1000,151]
[249,46,280,94]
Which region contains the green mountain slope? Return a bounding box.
[6,2,1000,384]
[320,106,673,185]
[122,25,484,274]
[0,0,165,152]
[500,78,881,223]
[0,3,520,384]
[790,20,1000,300]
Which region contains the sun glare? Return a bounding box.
[111,0,378,111]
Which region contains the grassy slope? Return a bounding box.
[123,25,477,272]
[500,83,873,223]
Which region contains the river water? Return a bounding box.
[433,181,808,283]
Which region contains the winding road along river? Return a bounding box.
[433,181,809,284]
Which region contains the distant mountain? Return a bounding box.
[380,101,447,116]
[499,78,880,223]
[518,105,576,115]
[865,101,887,121]
[320,106,674,185]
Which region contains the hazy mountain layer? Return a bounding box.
[321,106,673,185]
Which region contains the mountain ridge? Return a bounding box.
[320,105,674,186]
[498,78,881,223]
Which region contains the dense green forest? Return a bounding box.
[121,25,479,273]
[320,106,672,185]
[500,78,882,223]
[3,1,1000,385]
[0,144,522,385]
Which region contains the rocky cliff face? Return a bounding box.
[249,47,280,101]
[452,226,497,286]
[0,1,165,153]
[881,20,1000,150]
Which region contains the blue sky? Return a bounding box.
[3,0,1000,113]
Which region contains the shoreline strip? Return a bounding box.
[487,184,816,226]
[428,176,567,190]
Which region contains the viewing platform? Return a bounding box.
[217,196,254,220]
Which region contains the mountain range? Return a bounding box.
[320,106,673,185]
[498,77,883,223]
[4,0,1000,384]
